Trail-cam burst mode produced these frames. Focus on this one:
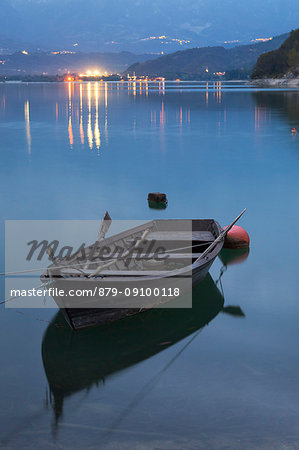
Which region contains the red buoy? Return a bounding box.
[292,127,297,134]
[222,225,250,249]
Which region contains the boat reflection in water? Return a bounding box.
[42,260,246,428]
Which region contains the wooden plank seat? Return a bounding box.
[133,231,214,242]
[83,252,203,260]
[59,253,202,271]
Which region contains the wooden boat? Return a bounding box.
[41,217,223,329]
[40,210,245,329]
[42,274,244,425]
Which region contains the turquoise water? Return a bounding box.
[0,81,299,449]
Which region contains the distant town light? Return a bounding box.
[22,50,29,55]
[251,37,273,42]
[140,36,190,45]
[78,69,106,77]
[224,40,239,44]
[51,50,76,55]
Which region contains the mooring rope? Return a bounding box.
[0,281,53,306]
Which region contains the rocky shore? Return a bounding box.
[251,75,299,88]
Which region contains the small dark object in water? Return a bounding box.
[148,192,167,203]
[148,192,167,209]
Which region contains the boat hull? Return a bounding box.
[57,257,215,330]
[41,218,223,329]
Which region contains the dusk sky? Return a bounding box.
[1,0,299,52]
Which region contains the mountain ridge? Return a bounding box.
[125,33,289,79]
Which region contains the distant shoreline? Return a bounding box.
[0,79,249,84]
[1,78,299,88]
[251,77,299,88]
[0,79,243,84]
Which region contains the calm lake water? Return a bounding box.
[0,81,299,449]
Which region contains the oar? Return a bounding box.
[96,210,112,242]
[195,208,247,262]
[83,211,112,270]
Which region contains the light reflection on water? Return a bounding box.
[24,99,31,155]
[2,80,290,158]
[16,81,230,154]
